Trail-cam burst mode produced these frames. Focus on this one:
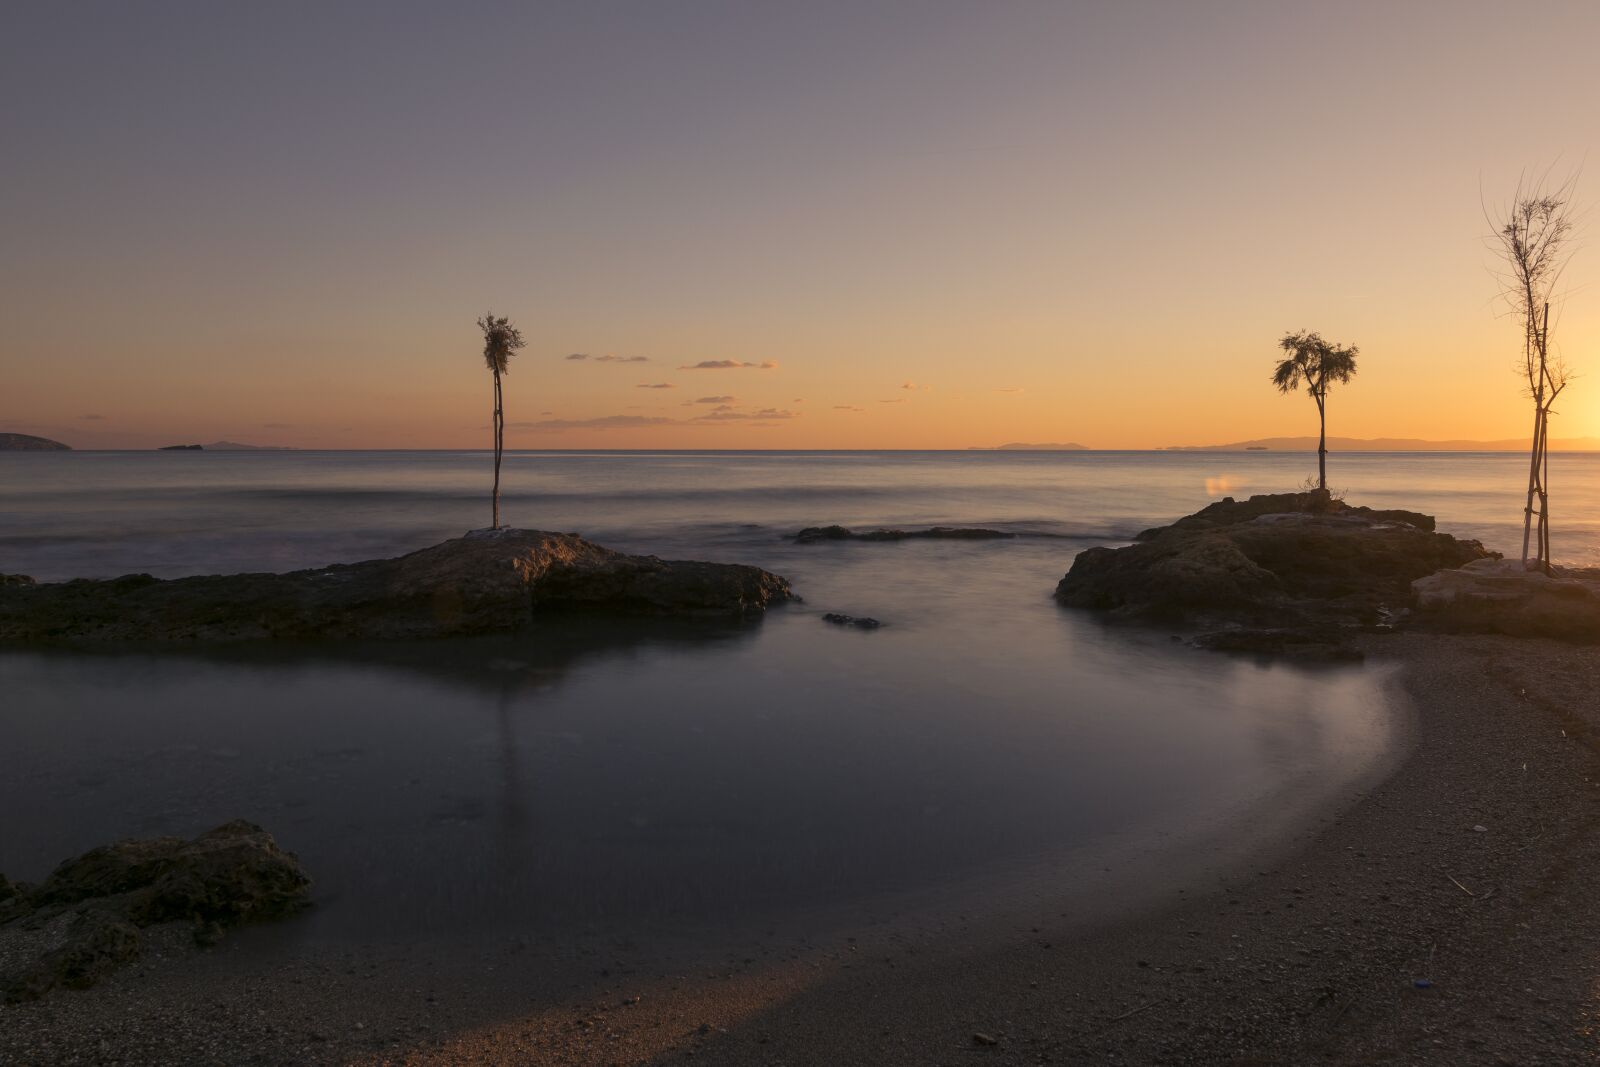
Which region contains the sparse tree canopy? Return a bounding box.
[1487,173,1579,572]
[1272,331,1359,492]
[478,313,526,529]
[479,314,524,377]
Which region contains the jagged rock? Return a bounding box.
[1411,558,1600,642]
[6,911,143,1001]
[0,528,793,643]
[796,525,1014,544]
[2,822,310,1001]
[1057,492,1493,628]
[822,612,882,630]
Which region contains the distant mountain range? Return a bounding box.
[0,432,70,451]
[1167,436,1600,452]
[971,442,1089,451]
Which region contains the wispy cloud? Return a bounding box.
[688,395,737,405]
[595,354,649,363]
[996,387,1025,394]
[833,405,864,412]
[692,407,798,422]
[78,414,106,421]
[637,382,676,389]
[565,353,589,361]
[879,398,907,404]
[514,415,677,431]
[261,422,292,429]
[678,359,778,370]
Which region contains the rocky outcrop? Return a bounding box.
[1057,492,1494,629]
[1411,558,1600,642]
[0,528,794,643]
[797,525,1014,543]
[1,822,310,1001]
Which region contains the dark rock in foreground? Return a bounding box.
[797,525,1014,544]
[1412,558,1600,642]
[0,528,793,644]
[1,822,310,1001]
[1057,492,1494,629]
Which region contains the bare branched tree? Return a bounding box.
[1272,331,1359,492]
[1488,173,1578,573]
[477,313,526,529]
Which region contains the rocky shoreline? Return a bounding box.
[0,528,794,643]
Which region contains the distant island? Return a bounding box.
[971,442,1089,451]
[1167,435,1600,452]
[0,433,70,452]
[156,441,295,451]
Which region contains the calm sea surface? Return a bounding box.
[1,450,1595,942]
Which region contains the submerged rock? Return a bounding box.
[2,821,310,1001]
[1057,492,1494,629]
[0,528,793,643]
[822,612,883,630]
[1411,558,1600,642]
[797,525,1014,544]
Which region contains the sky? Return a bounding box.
[2,1,1598,450]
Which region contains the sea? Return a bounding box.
[1,449,1595,946]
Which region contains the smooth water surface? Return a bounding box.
[5,449,1576,941]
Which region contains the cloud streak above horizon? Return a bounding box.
[678,360,778,370]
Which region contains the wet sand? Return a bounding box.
[4,633,1599,1065]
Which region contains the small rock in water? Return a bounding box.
[822,613,882,630]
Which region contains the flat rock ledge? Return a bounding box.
[1412,557,1600,642]
[0,528,794,643]
[1056,492,1496,638]
[796,525,1014,543]
[0,821,310,1002]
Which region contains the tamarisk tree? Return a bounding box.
[1272,331,1359,492]
[477,312,525,529]
[1489,176,1577,574]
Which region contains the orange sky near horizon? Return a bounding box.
[3,3,1598,451]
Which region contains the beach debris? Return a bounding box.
[1473,825,1489,833]
[1447,874,1476,897]
[1413,979,1434,989]
[972,1031,999,1046]
[1109,999,1160,1022]
[1,821,311,1002]
[823,613,882,630]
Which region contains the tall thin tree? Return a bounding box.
[1488,175,1577,574]
[1272,331,1359,492]
[477,313,525,529]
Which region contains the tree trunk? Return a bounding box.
[1316,389,1327,492]
[1521,402,1542,567]
[492,372,502,529]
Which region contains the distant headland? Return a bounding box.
[970,442,1089,451]
[1168,435,1600,452]
[157,441,295,451]
[0,433,70,451]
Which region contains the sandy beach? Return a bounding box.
[3,631,1596,1066]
